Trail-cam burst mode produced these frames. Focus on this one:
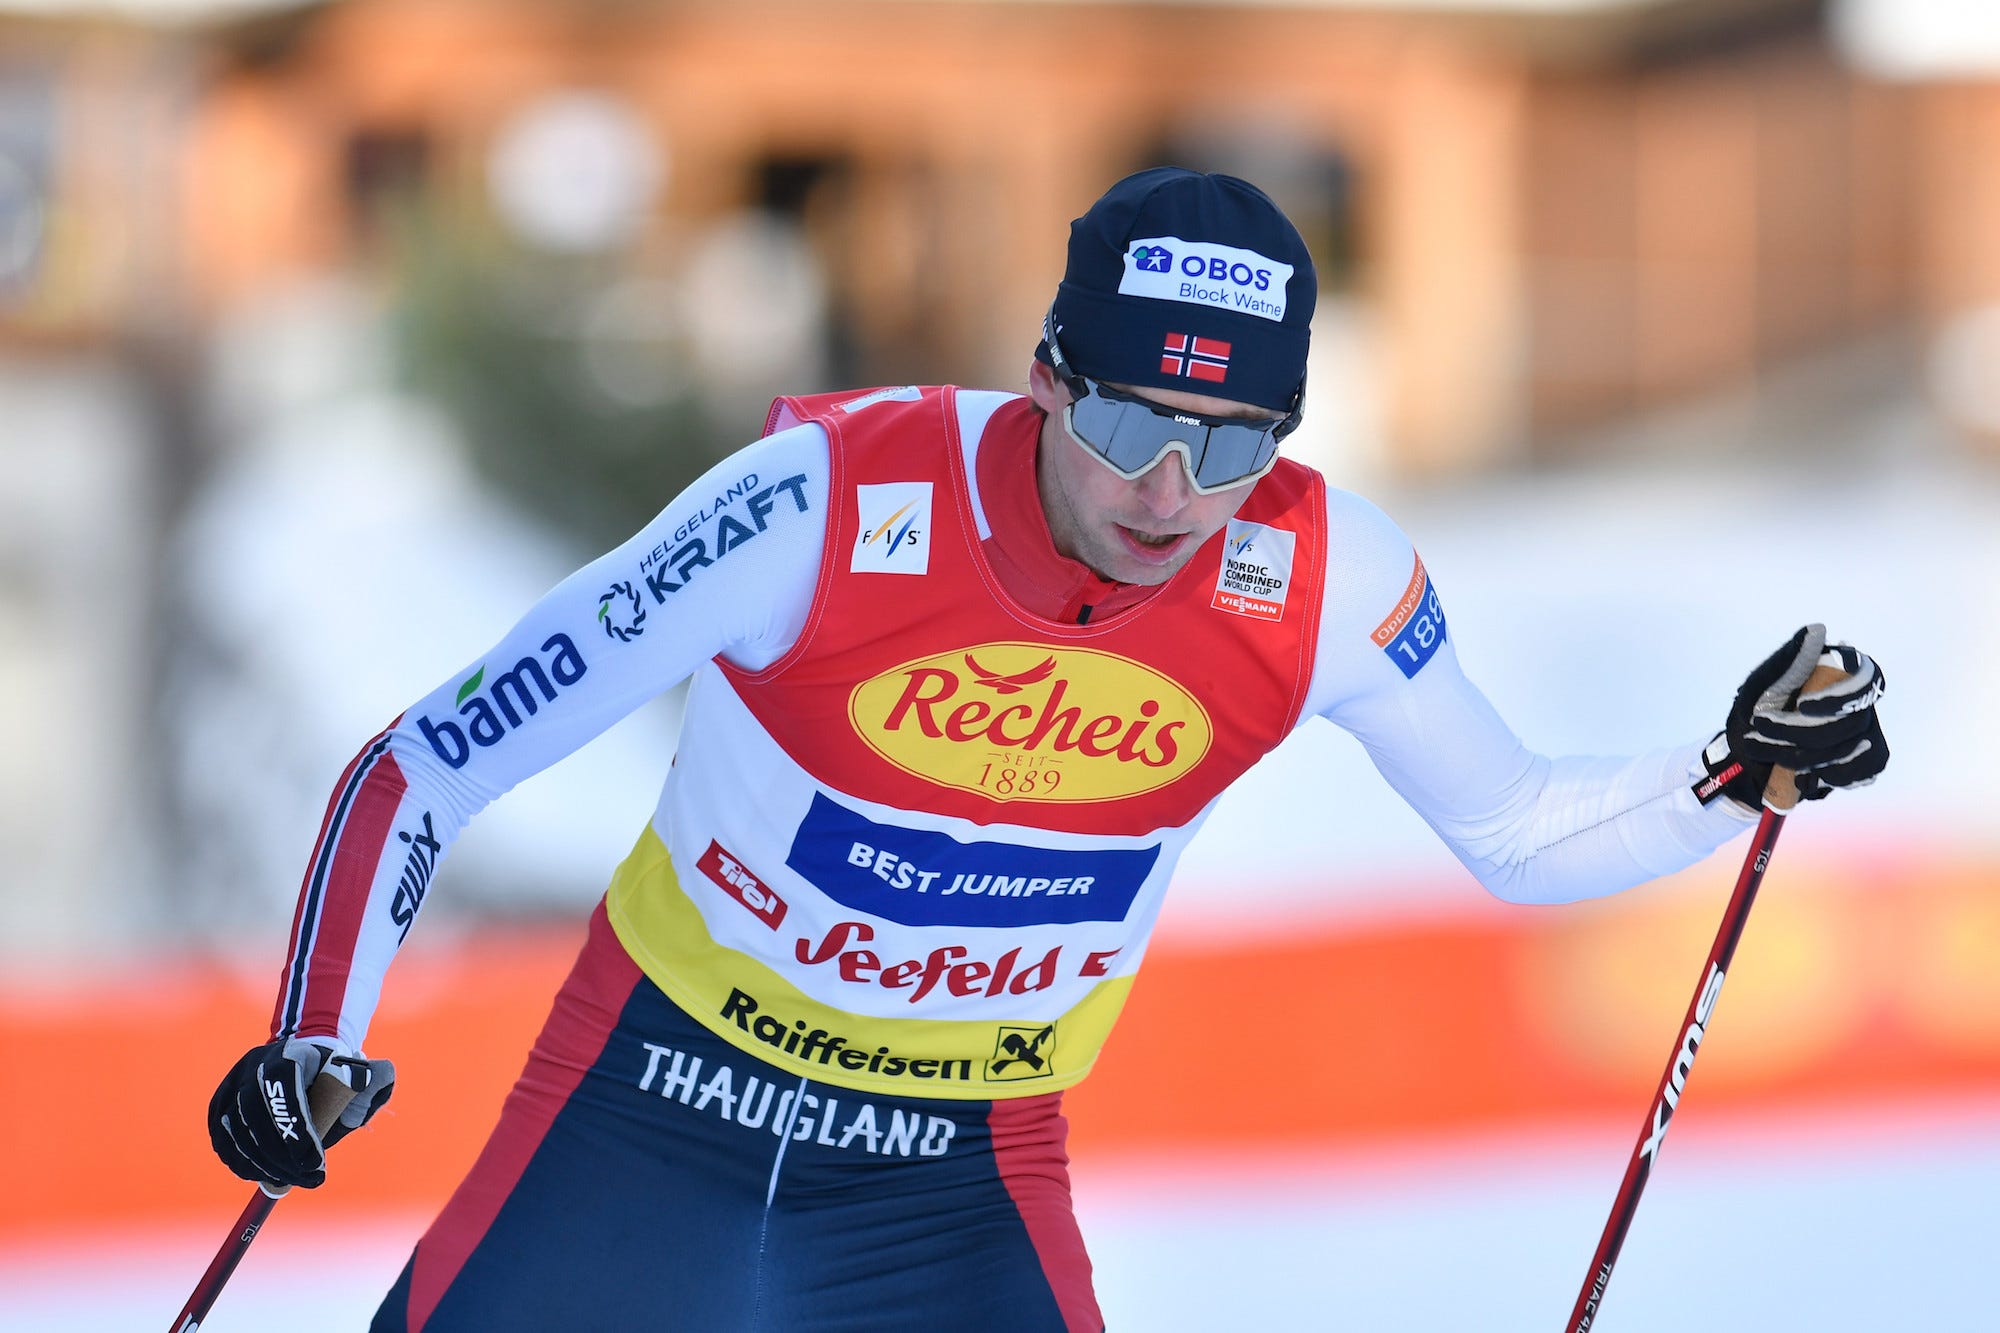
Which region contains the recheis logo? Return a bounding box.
[851,482,931,576]
[1372,553,1447,679]
[847,642,1211,802]
[785,792,1156,927]
[1118,234,1294,322]
[417,633,587,769]
[1212,519,1296,622]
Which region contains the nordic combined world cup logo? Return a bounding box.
[1131,244,1174,273]
[597,581,647,642]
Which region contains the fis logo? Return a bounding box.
[1132,244,1174,273]
[851,482,931,576]
[417,634,588,769]
[596,581,646,642]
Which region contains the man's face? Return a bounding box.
[1026,360,1278,586]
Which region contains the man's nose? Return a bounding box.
[1133,451,1195,517]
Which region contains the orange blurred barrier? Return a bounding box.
[4,851,1995,1242]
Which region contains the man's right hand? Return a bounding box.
[207,1037,396,1188]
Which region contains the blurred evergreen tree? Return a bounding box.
[389,210,743,552]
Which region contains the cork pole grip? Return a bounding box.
[254,1068,361,1201]
[309,1067,359,1138]
[1763,661,1850,812]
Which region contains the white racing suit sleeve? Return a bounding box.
[1307,491,1755,905]
[271,426,831,1051]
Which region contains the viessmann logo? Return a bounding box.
[846,641,1211,802]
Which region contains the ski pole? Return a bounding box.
[1566,663,1841,1330]
[170,1063,362,1332]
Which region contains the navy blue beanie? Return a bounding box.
[1039,167,1315,413]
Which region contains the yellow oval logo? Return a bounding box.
[848,641,1212,802]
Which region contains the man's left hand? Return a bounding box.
[1698,623,1888,811]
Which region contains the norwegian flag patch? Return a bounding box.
[1161,333,1230,384]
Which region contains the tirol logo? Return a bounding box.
[596,581,646,642]
[697,839,787,930]
[418,634,587,769]
[848,642,1211,802]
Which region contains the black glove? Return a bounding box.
[1696,624,1889,812]
[208,1037,396,1189]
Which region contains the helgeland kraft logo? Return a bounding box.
[846,642,1210,802]
[418,633,587,769]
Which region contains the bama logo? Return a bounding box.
[846,642,1212,802]
[1118,234,1294,323]
[417,633,587,769]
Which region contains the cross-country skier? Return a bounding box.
[207,167,1888,1330]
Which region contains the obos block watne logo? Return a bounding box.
[847,641,1211,802]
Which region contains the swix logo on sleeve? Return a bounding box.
[847,641,1211,802]
[389,811,441,943]
[1118,235,1293,322]
[1372,554,1447,679]
[851,482,931,575]
[1211,520,1295,622]
[696,839,787,930]
[784,792,1156,926]
[417,634,588,769]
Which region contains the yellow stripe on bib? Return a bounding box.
[605,827,1134,1100]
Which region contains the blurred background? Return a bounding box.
[1,0,1996,1327]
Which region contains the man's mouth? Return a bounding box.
[1115,525,1190,562]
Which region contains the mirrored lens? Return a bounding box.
[1066,386,1280,493]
